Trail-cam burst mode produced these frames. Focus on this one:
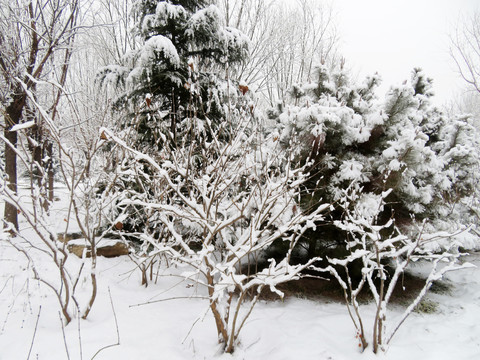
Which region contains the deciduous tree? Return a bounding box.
[0,0,79,229]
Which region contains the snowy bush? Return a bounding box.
[264,64,480,352]
[103,104,330,353]
[0,79,119,324]
[318,183,474,353]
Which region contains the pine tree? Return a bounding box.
[270,65,478,261]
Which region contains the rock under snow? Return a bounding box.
[67,239,129,258]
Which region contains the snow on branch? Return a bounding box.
[104,111,329,353]
[321,183,476,354]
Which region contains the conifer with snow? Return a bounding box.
[97,0,249,235]
[98,0,249,152]
[272,65,479,260]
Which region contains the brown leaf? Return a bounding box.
[239,84,249,95]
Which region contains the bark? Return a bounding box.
[47,142,54,203]
[3,93,26,231]
[4,129,19,231]
[206,271,229,345]
[31,125,43,187]
[48,19,78,204]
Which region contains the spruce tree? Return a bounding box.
[98,0,249,153]
[98,0,249,237]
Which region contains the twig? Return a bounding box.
[90,287,121,359]
[2,273,32,333]
[129,296,209,308]
[77,312,83,360]
[0,275,13,295]
[146,278,188,302]
[109,288,120,345]
[25,277,34,316]
[182,305,210,345]
[26,305,41,360]
[59,311,71,360]
[1,289,17,334]
[72,262,85,294]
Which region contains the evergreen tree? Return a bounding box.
[97,0,249,237]
[98,0,249,153]
[270,65,478,261]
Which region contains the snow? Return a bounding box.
[68,238,125,248]
[10,120,35,132]
[139,35,180,68]
[335,159,365,183]
[155,2,186,22]
[188,5,221,31]
[1,241,479,359]
[1,187,480,359]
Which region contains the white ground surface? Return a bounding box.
[1,186,479,360]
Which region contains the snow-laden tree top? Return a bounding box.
[273,65,478,248]
[98,0,249,152]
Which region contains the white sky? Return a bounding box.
[335,0,480,104]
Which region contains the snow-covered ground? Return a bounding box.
[1,241,479,360]
[1,187,479,360]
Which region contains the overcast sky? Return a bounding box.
[335,0,480,104]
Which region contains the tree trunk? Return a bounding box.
[3,94,26,231]
[206,271,229,345]
[32,134,43,186]
[4,128,18,231]
[47,142,54,203]
[171,92,178,147]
